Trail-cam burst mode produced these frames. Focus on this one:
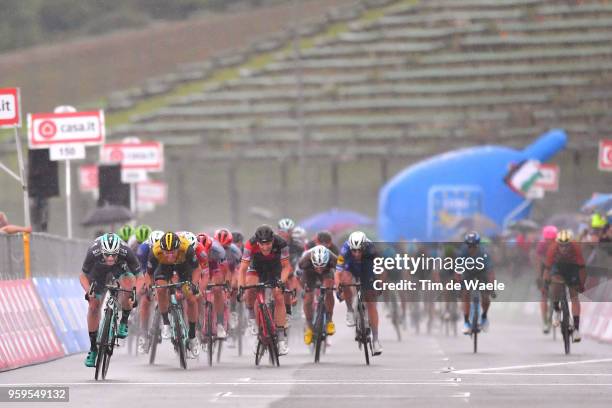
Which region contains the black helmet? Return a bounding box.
[232,231,244,244]
[464,231,481,246]
[160,232,180,251]
[317,230,333,245]
[255,225,274,243]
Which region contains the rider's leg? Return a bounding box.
[273,287,287,328]
[139,273,152,333]
[119,273,136,325]
[323,277,335,322]
[303,290,314,330]
[244,273,259,322]
[569,286,580,331]
[365,291,379,341]
[212,270,225,328]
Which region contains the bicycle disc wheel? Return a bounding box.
[561,300,571,355]
[149,309,161,365]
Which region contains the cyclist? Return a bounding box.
[214,228,242,344]
[536,225,558,334]
[277,218,303,320]
[80,233,141,367]
[305,230,340,255]
[136,230,164,353]
[232,231,245,252]
[336,231,383,356]
[148,232,201,357]
[544,229,586,342]
[198,232,229,339]
[238,225,292,355]
[300,245,337,345]
[458,231,495,335]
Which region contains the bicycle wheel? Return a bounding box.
[95,307,112,380]
[261,304,279,367]
[269,339,280,367]
[206,303,214,366]
[255,340,264,366]
[102,317,116,379]
[237,304,244,357]
[216,339,223,363]
[561,299,571,355]
[357,305,370,365]
[172,308,188,369]
[149,308,161,365]
[314,301,325,363]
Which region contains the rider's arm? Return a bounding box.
[238,242,253,287]
[279,245,291,283]
[80,248,96,292]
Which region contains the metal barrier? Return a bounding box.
[0,233,90,280]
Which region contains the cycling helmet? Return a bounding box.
[255,225,274,243]
[160,232,180,251]
[348,231,367,250]
[180,231,197,248]
[591,212,608,229]
[197,232,212,251]
[292,226,306,241]
[100,233,121,255]
[232,231,244,244]
[317,230,333,245]
[541,225,558,241]
[149,230,164,246]
[556,229,573,244]
[277,218,295,232]
[118,224,135,242]
[214,228,233,247]
[464,231,481,246]
[135,224,152,244]
[310,245,330,268]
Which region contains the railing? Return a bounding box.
[0,232,90,280]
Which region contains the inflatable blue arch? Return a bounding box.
[378,129,567,241]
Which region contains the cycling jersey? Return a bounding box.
[224,243,242,272]
[81,240,141,295]
[242,234,289,282]
[206,240,227,274]
[148,236,199,281]
[457,244,492,282]
[193,242,210,275]
[336,240,378,289]
[136,241,152,273]
[545,242,584,287]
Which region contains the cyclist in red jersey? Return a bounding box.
[543,229,586,342]
[198,232,229,338]
[238,225,292,355]
[536,225,557,334]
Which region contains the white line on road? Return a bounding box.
[0,382,461,387]
[215,393,472,399]
[453,358,612,374]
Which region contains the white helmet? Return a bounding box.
[278,218,295,232]
[182,231,198,248]
[292,226,306,241]
[100,233,121,255]
[310,245,330,268]
[348,231,367,250]
[149,230,164,246]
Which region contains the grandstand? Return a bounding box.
[110,0,612,159]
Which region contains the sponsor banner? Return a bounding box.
[28,110,105,149]
[99,141,164,171]
[137,181,167,204]
[0,280,64,372]
[0,87,21,128]
[599,139,612,171]
[33,278,89,355]
[79,164,99,192]
[534,163,559,191]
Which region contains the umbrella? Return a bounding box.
[299,209,373,234]
[82,205,133,227]
[506,219,539,233]
[580,193,612,213]
[451,213,501,236]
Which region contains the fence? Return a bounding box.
[0,232,90,280]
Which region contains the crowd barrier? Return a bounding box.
[33,277,90,355]
[0,279,64,371]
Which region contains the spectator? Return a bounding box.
[0,211,32,234]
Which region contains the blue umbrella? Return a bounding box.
[299,209,374,233]
[581,193,612,213]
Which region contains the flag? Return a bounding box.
[504,160,543,197]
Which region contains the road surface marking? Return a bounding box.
[453,358,612,374]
